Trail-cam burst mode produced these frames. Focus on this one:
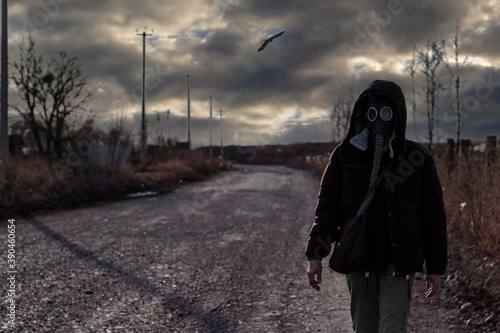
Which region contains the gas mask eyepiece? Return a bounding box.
[365,98,395,140]
[366,106,393,122]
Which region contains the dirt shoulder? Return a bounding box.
[440,235,500,332]
[0,154,232,223]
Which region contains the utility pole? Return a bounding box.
[219,109,223,159]
[209,97,213,158]
[187,74,191,149]
[0,0,8,174]
[166,109,170,145]
[155,111,162,149]
[137,28,152,167]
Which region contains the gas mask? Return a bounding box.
[355,97,396,217]
[365,97,395,141]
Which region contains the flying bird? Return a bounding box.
[258,30,284,52]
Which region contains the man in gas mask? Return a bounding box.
[304,80,447,332]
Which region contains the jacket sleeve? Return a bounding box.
[420,150,448,275]
[304,147,344,261]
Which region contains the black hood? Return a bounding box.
[340,80,407,155]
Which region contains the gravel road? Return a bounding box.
[1,165,463,332]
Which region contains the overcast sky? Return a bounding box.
[7,0,500,148]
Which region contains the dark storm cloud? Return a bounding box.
[186,2,347,111]
[449,68,500,140]
[269,120,332,145]
[462,20,500,58]
[193,29,240,55]
[7,0,499,147]
[334,0,471,59]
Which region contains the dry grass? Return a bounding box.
[436,151,500,260]
[0,155,66,205]
[292,155,330,179]
[0,152,231,219]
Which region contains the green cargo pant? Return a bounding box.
[346,265,415,333]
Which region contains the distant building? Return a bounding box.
[175,141,190,150]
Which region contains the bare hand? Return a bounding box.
[425,274,441,298]
[307,260,322,291]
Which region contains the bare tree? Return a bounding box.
[330,82,355,143]
[11,36,91,157]
[153,111,167,148]
[417,39,445,151]
[10,37,45,153]
[442,20,467,153]
[106,116,132,147]
[404,44,420,142]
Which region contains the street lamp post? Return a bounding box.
[166,109,171,145]
[219,109,223,159]
[137,28,152,167]
[187,75,191,150]
[0,0,9,174]
[209,97,213,158]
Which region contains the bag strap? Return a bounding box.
[353,155,400,218]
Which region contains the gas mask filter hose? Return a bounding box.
[356,132,384,216]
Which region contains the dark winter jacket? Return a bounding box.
[304,80,447,276]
